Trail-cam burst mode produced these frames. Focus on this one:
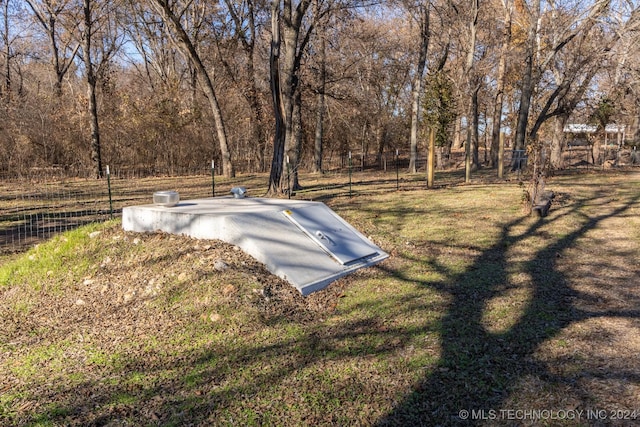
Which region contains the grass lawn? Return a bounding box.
[1,169,639,426]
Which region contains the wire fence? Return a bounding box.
[2,147,637,256]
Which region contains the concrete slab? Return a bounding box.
[122,196,388,295]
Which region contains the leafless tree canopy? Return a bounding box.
[1,0,638,179]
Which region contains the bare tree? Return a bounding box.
[543,5,640,169]
[513,0,611,168]
[511,0,540,162]
[406,1,430,174]
[148,0,235,177]
[77,0,123,178]
[0,0,20,101]
[218,0,270,172]
[462,0,480,181]
[26,0,80,95]
[489,0,512,168]
[268,0,312,194]
[124,1,185,92]
[268,0,382,192]
[311,0,327,174]
[82,0,102,178]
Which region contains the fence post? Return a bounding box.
[211,160,215,197]
[348,151,352,198]
[106,165,114,219]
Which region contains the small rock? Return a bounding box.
[76,299,86,306]
[209,313,221,322]
[83,279,95,286]
[214,259,228,271]
[89,231,101,239]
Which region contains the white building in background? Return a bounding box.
[563,124,627,146]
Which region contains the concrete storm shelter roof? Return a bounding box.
[122,196,389,295]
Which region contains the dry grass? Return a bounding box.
[1,168,639,426]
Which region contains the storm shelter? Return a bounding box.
[122,196,388,295]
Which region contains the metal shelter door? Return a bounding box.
[282,205,378,265]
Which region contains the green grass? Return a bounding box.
[1,169,639,426]
[0,221,111,291]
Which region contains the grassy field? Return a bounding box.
[1,169,639,426]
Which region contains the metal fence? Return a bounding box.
[2,147,637,256]
[0,167,219,255]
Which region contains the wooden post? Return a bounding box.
[427,128,435,189]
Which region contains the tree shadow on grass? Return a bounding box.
[377,190,640,426]
[13,184,639,426]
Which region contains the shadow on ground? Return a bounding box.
[8,175,639,426]
[376,188,640,425]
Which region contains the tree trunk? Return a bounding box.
[471,84,480,169]
[453,116,463,149]
[408,3,430,174]
[550,115,567,170]
[312,18,326,174]
[313,88,325,174]
[246,59,269,172]
[592,137,602,165]
[463,0,479,181]
[2,0,10,101]
[436,146,444,169]
[268,0,286,194]
[83,0,103,178]
[281,22,300,190]
[490,0,512,168]
[269,0,311,193]
[291,87,303,190]
[513,0,541,166]
[376,122,386,167]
